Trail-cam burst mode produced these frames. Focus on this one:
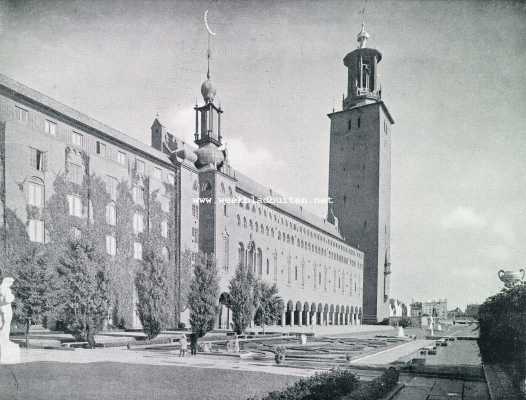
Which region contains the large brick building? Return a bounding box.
[0,23,393,329]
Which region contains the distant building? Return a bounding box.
[410,302,422,318]
[447,307,463,320]
[422,299,448,319]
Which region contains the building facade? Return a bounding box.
[327,24,394,323]
[0,30,373,329]
[422,299,448,320]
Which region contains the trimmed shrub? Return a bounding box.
[343,367,399,400]
[249,368,358,400]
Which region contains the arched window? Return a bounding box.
[271,228,275,237]
[220,182,225,193]
[223,233,229,271]
[161,247,169,261]
[287,255,291,283]
[294,266,298,281]
[255,222,258,232]
[192,180,198,191]
[223,204,228,217]
[266,258,270,275]
[243,217,247,228]
[265,226,269,236]
[249,220,253,230]
[237,214,241,226]
[26,178,45,207]
[257,248,262,276]
[273,251,278,282]
[238,242,245,268]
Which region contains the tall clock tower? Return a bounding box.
[328,24,394,323]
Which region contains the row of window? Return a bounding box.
[235,213,356,265]
[17,103,176,183]
[234,243,361,296]
[235,197,356,257]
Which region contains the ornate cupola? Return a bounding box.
[194,22,225,169]
[194,37,223,148]
[342,23,382,109]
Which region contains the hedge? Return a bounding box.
[478,283,526,391]
[342,367,399,400]
[248,368,399,400]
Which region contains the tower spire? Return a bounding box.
[207,34,211,79]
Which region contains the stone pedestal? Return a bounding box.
[0,340,20,364]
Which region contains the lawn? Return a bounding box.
[0,362,300,400]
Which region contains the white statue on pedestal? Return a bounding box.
[0,277,20,364]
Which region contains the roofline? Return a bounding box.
[328,100,395,124]
[0,73,176,169]
[233,185,362,253]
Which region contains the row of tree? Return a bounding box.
[1,233,283,346]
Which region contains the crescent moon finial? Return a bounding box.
[204,10,216,36]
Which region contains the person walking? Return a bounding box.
[179,334,187,357]
[190,333,198,356]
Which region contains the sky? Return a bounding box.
[1,0,525,310]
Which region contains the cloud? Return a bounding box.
[168,106,195,144]
[226,138,286,171]
[441,206,487,230]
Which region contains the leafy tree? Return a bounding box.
[10,245,58,348]
[57,236,110,347]
[254,281,283,333]
[135,241,171,339]
[229,264,256,335]
[188,253,219,337]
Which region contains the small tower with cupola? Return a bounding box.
[328,23,394,323]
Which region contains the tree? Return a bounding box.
[254,281,283,333]
[187,253,219,338]
[10,245,57,348]
[57,237,110,347]
[135,242,171,340]
[229,264,256,335]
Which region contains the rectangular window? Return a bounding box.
[153,167,162,181]
[71,227,81,240]
[117,151,126,166]
[27,219,44,243]
[165,171,175,184]
[15,105,28,122]
[45,120,56,136]
[160,196,169,213]
[106,235,116,256]
[133,186,144,205]
[27,182,44,207]
[106,203,116,226]
[67,162,83,185]
[96,141,107,157]
[29,148,45,171]
[133,212,144,234]
[161,220,168,238]
[67,195,83,217]
[105,175,118,201]
[71,131,83,147]
[133,242,142,260]
[136,159,145,175]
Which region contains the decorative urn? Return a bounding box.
[498,269,525,288]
